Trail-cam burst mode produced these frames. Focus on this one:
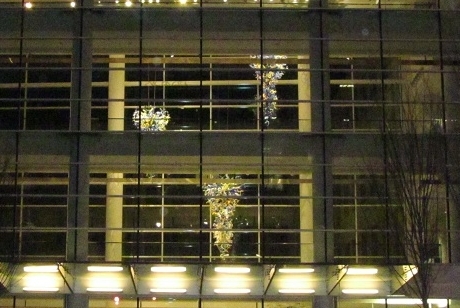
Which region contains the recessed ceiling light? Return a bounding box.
[375,299,448,307]
[87,266,123,272]
[24,265,59,273]
[23,287,59,292]
[151,266,186,273]
[150,288,187,293]
[278,268,314,274]
[346,268,378,275]
[214,288,251,294]
[278,288,315,294]
[342,289,379,294]
[214,267,250,274]
[87,287,123,292]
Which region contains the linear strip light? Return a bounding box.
[346,268,378,275]
[23,287,59,292]
[279,289,315,294]
[24,265,59,273]
[214,288,251,294]
[150,288,187,293]
[87,266,123,272]
[151,266,187,273]
[375,299,448,307]
[342,289,379,295]
[278,268,314,274]
[214,267,250,274]
[87,287,123,292]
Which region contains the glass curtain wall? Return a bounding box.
[0,2,314,262]
[0,0,453,262]
[0,0,459,306]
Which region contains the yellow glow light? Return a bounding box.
[24,265,58,273]
[87,287,123,292]
[278,268,314,274]
[346,268,378,275]
[214,288,251,294]
[214,267,250,274]
[342,289,379,294]
[87,266,123,272]
[150,288,187,293]
[23,287,59,292]
[279,289,315,294]
[375,299,448,307]
[151,266,186,273]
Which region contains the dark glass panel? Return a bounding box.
[164,232,200,256]
[264,182,299,206]
[164,207,200,228]
[22,185,67,205]
[123,185,162,205]
[331,85,353,101]
[23,207,66,228]
[333,176,355,205]
[22,232,66,256]
[164,185,201,206]
[165,64,207,82]
[211,107,257,130]
[213,85,256,101]
[354,106,382,130]
[88,232,105,257]
[89,185,107,206]
[264,207,299,229]
[331,107,353,130]
[264,232,300,257]
[89,207,105,228]
[123,207,162,229]
[212,64,255,81]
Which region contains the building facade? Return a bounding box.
[1,0,460,307]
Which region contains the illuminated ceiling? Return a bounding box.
[3,263,389,298]
[3,262,459,300]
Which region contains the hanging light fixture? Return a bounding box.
[132,63,171,131]
[250,55,288,127]
[203,175,243,258]
[132,106,170,131]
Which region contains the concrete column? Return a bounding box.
[65,294,90,308]
[106,173,124,261]
[298,57,311,132]
[309,0,333,264]
[108,55,126,131]
[313,296,336,308]
[67,0,92,262]
[298,56,314,262]
[67,1,92,307]
[300,173,314,262]
[106,55,125,262]
[308,3,336,308]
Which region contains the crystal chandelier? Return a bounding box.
[132,106,170,131]
[203,175,243,258]
[250,55,288,127]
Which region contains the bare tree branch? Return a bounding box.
[383,74,446,308]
